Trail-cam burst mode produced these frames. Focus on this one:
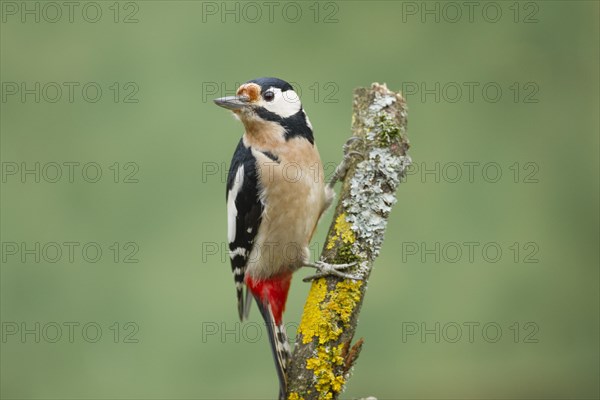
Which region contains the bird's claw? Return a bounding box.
[343,136,364,154]
[328,137,366,189]
[303,261,361,282]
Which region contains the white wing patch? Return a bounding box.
[227,165,245,243]
[229,247,247,259]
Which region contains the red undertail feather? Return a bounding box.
[245,273,292,325]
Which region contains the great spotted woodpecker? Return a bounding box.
[214,77,356,399]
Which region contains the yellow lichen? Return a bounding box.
[297,213,363,398]
[297,278,363,398]
[298,279,363,345]
[288,393,304,400]
[305,344,347,398]
[326,280,363,326]
[298,278,329,344]
[326,213,355,250]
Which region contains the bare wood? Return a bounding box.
[286,83,411,399]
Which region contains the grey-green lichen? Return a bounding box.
[374,113,402,146]
[343,86,412,276]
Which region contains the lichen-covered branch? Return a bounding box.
[286,83,411,400]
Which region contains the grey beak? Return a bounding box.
[213,95,250,110]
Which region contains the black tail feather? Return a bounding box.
[254,296,290,400]
[237,285,254,321]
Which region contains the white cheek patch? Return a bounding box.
[261,88,302,118]
[280,89,300,105]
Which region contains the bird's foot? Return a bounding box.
[303,260,361,282]
[328,137,366,189]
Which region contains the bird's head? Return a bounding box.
[214,77,313,144]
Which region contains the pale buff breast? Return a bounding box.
[245,138,328,279]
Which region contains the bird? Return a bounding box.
[214,77,357,399]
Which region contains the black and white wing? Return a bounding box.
[226,139,263,321]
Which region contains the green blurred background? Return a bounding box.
[1,1,598,399]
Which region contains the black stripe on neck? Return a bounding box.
[255,108,314,145]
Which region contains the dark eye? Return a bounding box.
[263,91,275,102]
